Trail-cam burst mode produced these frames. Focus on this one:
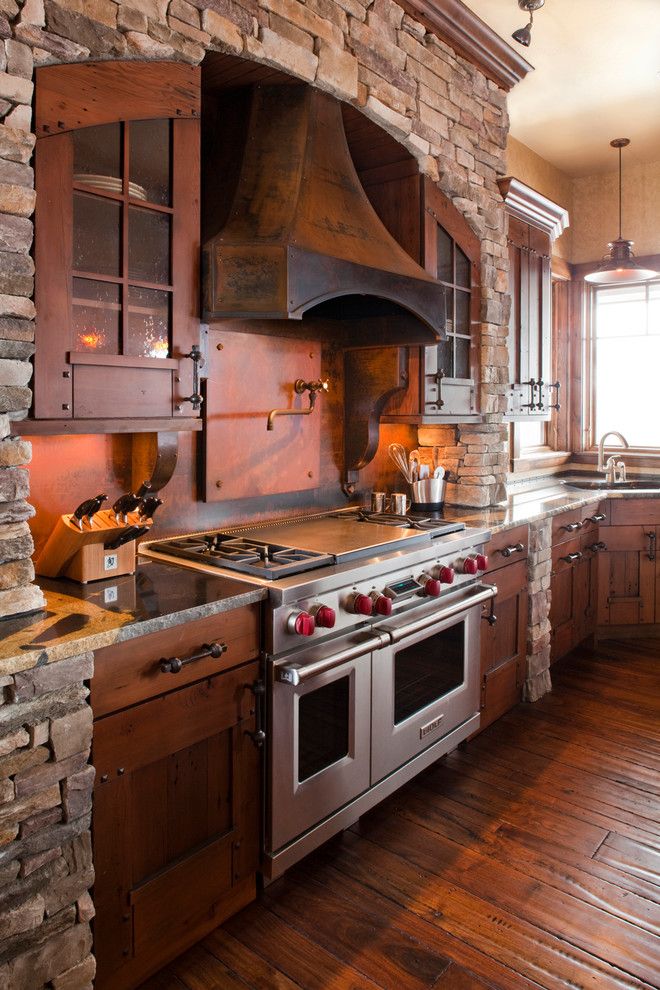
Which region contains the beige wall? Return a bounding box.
[507,136,660,265]
[506,136,573,260]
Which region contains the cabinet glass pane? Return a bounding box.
[444,288,454,335]
[73,123,121,187]
[129,120,171,206]
[436,226,453,283]
[72,278,120,354]
[126,286,170,358]
[437,338,453,377]
[73,193,121,276]
[455,336,470,379]
[456,245,470,288]
[298,678,349,782]
[128,207,170,284]
[456,289,470,334]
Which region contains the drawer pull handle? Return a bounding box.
[159,641,227,674]
[585,513,606,524]
[561,551,583,564]
[562,522,582,532]
[500,542,524,558]
[588,541,607,553]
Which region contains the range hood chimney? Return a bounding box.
[202,84,446,346]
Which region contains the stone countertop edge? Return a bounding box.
[0,585,268,678]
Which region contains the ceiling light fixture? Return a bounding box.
[512,0,545,47]
[584,139,658,285]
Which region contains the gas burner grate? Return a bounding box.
[356,509,465,534]
[148,533,334,579]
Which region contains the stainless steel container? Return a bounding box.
[411,478,446,506]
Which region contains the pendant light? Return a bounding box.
[585,139,658,285]
[511,0,545,47]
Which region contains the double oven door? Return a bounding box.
[268,584,493,857]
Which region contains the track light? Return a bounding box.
[512,0,545,47]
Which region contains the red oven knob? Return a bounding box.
[314,605,336,628]
[370,592,393,616]
[462,556,479,575]
[438,565,455,585]
[349,592,373,616]
[422,575,442,597]
[287,611,315,636]
[476,553,488,572]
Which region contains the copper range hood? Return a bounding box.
[202,84,446,347]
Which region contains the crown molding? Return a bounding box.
[498,176,570,240]
[398,0,533,92]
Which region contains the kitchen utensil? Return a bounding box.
[388,443,413,484]
[418,463,430,480]
[72,493,107,530]
[411,478,446,507]
[112,486,149,523]
[432,446,442,471]
[106,525,150,550]
[390,493,411,515]
[370,492,389,513]
[409,449,421,483]
[433,466,445,479]
[138,495,163,522]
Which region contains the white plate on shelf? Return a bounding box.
[73,173,148,201]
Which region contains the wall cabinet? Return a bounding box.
[359,170,481,423]
[479,524,528,729]
[499,178,568,421]
[91,605,262,990]
[597,500,660,629]
[550,505,606,663]
[29,62,202,434]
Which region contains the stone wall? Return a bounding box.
[0,649,95,988]
[0,0,512,621]
[524,516,552,701]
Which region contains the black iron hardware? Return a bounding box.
[521,378,538,410]
[158,640,226,674]
[560,551,583,564]
[482,595,497,626]
[585,512,606,524]
[647,531,656,561]
[177,344,204,411]
[536,379,545,412]
[435,368,445,409]
[548,381,561,411]
[587,542,607,553]
[562,521,583,532]
[500,542,525,558]
[246,679,266,748]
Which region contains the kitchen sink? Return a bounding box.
[562,479,660,492]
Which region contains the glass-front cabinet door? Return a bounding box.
[32,62,200,430]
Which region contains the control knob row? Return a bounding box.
[286,603,336,637]
[460,553,488,575]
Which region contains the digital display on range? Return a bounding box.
[384,578,422,600]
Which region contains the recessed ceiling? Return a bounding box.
[462,0,660,178]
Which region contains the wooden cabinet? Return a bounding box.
[29,62,202,434]
[499,178,568,421]
[550,505,606,662]
[361,171,481,423]
[596,501,660,629]
[91,604,261,990]
[479,524,529,730]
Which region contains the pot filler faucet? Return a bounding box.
[597,431,629,484]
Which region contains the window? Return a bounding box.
[592,282,660,448]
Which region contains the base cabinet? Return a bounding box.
[549,506,606,663]
[479,526,528,730]
[91,606,261,990]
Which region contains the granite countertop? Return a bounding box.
[0,559,267,676]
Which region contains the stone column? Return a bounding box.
[524,516,553,700]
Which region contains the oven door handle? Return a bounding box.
[380,584,497,644]
[274,632,389,686]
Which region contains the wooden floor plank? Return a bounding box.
[143,637,660,990]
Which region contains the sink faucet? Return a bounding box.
[597,431,629,484]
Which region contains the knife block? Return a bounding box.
[35,510,152,583]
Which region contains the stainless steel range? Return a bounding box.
[141,508,495,878]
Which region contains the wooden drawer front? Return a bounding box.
[487,525,529,573]
[93,659,258,779]
[551,535,582,575]
[552,503,606,547]
[73,364,173,418]
[92,603,260,717]
[610,498,660,526]
[489,558,527,602]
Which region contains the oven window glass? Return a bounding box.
[298,678,349,782]
[394,622,465,724]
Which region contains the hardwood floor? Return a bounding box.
[142,639,660,990]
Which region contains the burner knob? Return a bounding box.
[438,565,455,585]
[287,611,315,637]
[313,605,336,629]
[476,553,488,572]
[462,556,479,575]
[349,592,373,616]
[370,592,393,616]
[421,574,442,597]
